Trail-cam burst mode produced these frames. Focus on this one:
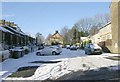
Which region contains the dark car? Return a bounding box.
[70,45,77,50]
[38,44,44,50]
[84,43,102,55]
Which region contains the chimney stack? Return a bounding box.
[56,30,58,33]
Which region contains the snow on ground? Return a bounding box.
[0,48,119,81]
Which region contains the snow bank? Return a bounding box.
[1,49,119,81]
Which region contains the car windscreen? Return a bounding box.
[90,44,99,48]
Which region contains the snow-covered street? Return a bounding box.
[0,48,119,81]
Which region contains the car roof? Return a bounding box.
[49,46,59,48]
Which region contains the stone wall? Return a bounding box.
[119,1,120,51]
[110,0,120,53]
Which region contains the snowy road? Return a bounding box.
[0,48,119,81]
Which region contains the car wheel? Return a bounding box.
[87,51,91,55]
[52,51,57,55]
[85,51,87,54]
[99,52,102,55]
[57,53,60,55]
[2,55,4,62]
[36,52,41,56]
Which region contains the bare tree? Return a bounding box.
[93,13,111,27]
[74,17,94,33]
[89,26,99,36]
[93,14,105,27]
[45,33,52,45]
[104,13,111,23]
[36,33,45,45]
[46,33,52,40]
[60,26,69,45]
[75,13,111,33]
[60,26,69,36]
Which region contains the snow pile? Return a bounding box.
[101,53,120,57]
[1,49,119,81]
[0,50,10,60]
[32,58,70,80]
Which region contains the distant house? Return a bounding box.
[49,31,63,45]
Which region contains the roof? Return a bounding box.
[4,25,27,36]
[99,22,111,30]
[50,33,63,39]
[50,31,63,39]
[0,26,14,34]
[5,25,19,33]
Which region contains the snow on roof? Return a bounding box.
[19,31,27,36]
[5,25,19,33]
[5,25,27,36]
[0,26,14,34]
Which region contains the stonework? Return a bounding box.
[110,0,120,53]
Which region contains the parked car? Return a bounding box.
[38,44,44,50]
[76,45,80,49]
[0,44,10,62]
[23,46,30,54]
[59,45,63,48]
[66,45,70,49]
[70,45,77,50]
[36,46,62,56]
[84,43,102,55]
[0,50,10,62]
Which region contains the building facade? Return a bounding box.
[90,22,112,52]
[0,20,35,50]
[49,31,63,45]
[110,0,120,53]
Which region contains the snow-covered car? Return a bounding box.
[0,50,10,62]
[70,45,77,50]
[84,43,102,55]
[59,45,63,48]
[66,45,70,49]
[0,44,10,61]
[36,46,62,56]
[23,46,30,54]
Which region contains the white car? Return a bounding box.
[0,44,10,62]
[66,45,70,49]
[0,50,10,62]
[36,46,62,56]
